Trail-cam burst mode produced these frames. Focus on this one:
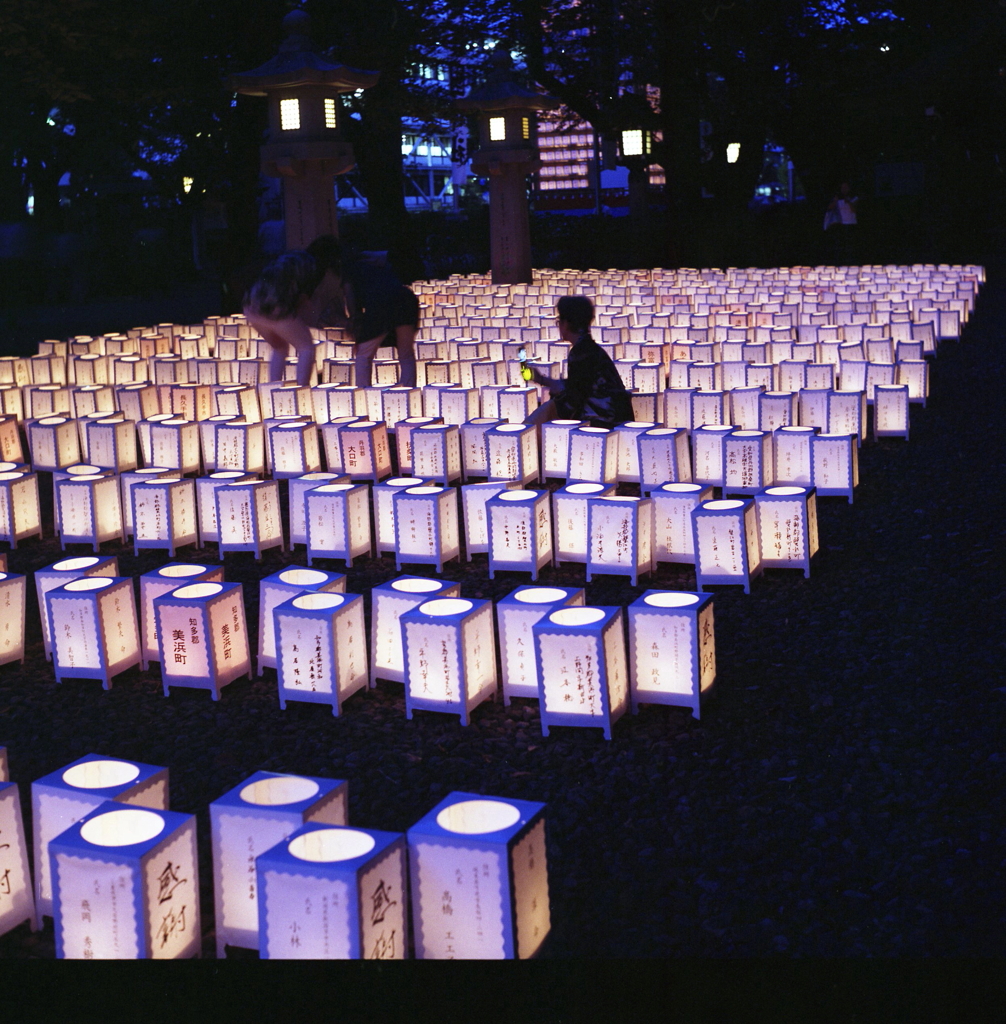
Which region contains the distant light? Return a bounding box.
[489,116,506,141]
[726,142,741,163]
[46,117,56,127]
[324,97,337,129]
[622,129,644,156]
[26,191,34,216]
[353,89,364,98]
[183,177,193,194]
[483,38,498,50]
[880,44,890,52]
[280,97,301,131]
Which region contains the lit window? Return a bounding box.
[182,177,193,194]
[622,129,644,157]
[324,98,337,129]
[726,142,741,163]
[489,117,506,141]
[522,117,530,140]
[280,98,301,131]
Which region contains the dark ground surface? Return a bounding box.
[0,271,1004,968]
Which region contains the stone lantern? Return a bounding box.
[456,52,558,285]
[230,10,379,250]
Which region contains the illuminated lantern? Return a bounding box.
[215,479,284,559]
[0,387,24,421]
[690,390,726,430]
[199,415,235,470]
[392,485,460,572]
[313,384,365,422]
[288,472,350,548]
[873,383,910,440]
[318,416,359,472]
[139,563,224,670]
[381,385,423,427]
[151,354,187,385]
[401,597,497,724]
[84,417,137,472]
[257,822,405,960]
[373,476,429,555]
[393,416,439,475]
[215,383,261,422]
[613,421,656,483]
[811,433,858,503]
[896,359,929,405]
[257,567,346,675]
[154,581,251,699]
[778,360,808,393]
[210,771,349,955]
[460,481,519,559]
[755,485,819,577]
[486,422,539,486]
[0,780,36,937]
[35,555,118,660]
[437,386,480,427]
[586,496,653,586]
[636,427,691,495]
[497,585,584,705]
[266,383,313,419]
[305,483,372,567]
[115,383,160,423]
[45,577,141,688]
[136,413,174,465]
[215,418,267,473]
[692,498,762,594]
[807,363,836,390]
[566,426,617,485]
[773,426,816,486]
[112,355,149,385]
[720,362,749,392]
[70,383,116,419]
[651,482,715,566]
[412,423,463,485]
[25,385,72,419]
[269,421,322,479]
[691,424,736,488]
[627,590,715,719]
[31,754,168,920]
[150,417,201,475]
[486,489,553,581]
[0,470,42,548]
[728,386,763,431]
[864,362,896,405]
[170,382,213,422]
[50,802,199,959]
[196,470,256,544]
[498,386,538,424]
[408,792,548,959]
[422,382,459,418]
[132,477,199,557]
[339,420,392,483]
[827,391,866,446]
[758,391,798,432]
[797,387,831,431]
[723,429,774,496]
[662,388,693,430]
[746,363,776,390]
[28,416,80,470]
[0,572,25,667]
[274,592,367,715]
[533,606,628,740]
[471,361,505,389]
[552,481,615,565]
[55,473,124,551]
[459,417,502,480]
[540,419,583,480]
[0,416,25,463]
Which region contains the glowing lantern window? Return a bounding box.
[0,572,26,667]
[26,385,72,420]
[485,489,553,581]
[873,383,910,439]
[139,563,224,671]
[533,606,629,740]
[0,780,36,937]
[498,386,538,424]
[437,386,480,427]
[313,383,364,424]
[288,472,349,548]
[280,97,301,131]
[381,385,423,428]
[636,427,692,495]
[551,481,614,565]
[400,597,497,725]
[773,426,817,487]
[896,360,929,405]
[149,417,201,475]
[269,421,322,479]
[459,418,502,480]
[195,471,255,544]
[488,116,506,141]
[70,383,116,419]
[798,388,832,431]
[170,382,213,421]
[755,485,819,577]
[0,416,25,463]
[613,420,657,483]
[34,555,118,660]
[31,754,168,921]
[84,417,137,472]
[0,470,42,548]
[373,476,429,555]
[392,485,461,572]
[628,590,715,719]
[323,97,338,129]
[826,391,866,446]
[338,420,392,482]
[692,498,762,594]
[811,433,858,503]
[650,483,715,566]
[540,419,584,480]
[567,426,618,485]
[115,383,160,423]
[663,387,695,430]
[746,363,777,391]
[412,423,462,485]
[132,477,199,557]
[691,424,736,488]
[460,480,520,559]
[215,479,284,559]
[55,474,124,551]
[305,483,372,567]
[621,129,644,156]
[408,792,548,959]
[28,416,80,470]
[723,429,774,496]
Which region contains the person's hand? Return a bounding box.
[529,366,548,387]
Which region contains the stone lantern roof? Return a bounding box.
[456,51,558,112]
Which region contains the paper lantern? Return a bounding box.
[381,385,423,427]
[437,386,480,427]
[0,572,26,667]
[460,481,521,559]
[533,606,628,740]
[636,427,692,495]
[0,417,25,463]
[459,418,502,480]
[651,483,715,566]
[339,420,392,483]
[498,386,538,424]
[115,383,160,423]
[486,423,540,487]
[305,483,372,567]
[373,476,429,555]
[585,496,653,586]
[215,479,284,559]
[0,781,36,937]
[408,792,548,959]
[692,498,762,594]
[758,391,798,433]
[497,585,585,705]
[312,383,365,422]
[811,433,858,503]
[773,426,817,486]
[199,415,236,471]
[31,753,168,920]
[35,556,118,660]
[746,363,776,390]
[25,385,71,420]
[196,471,257,544]
[318,417,359,473]
[70,383,116,419]
[393,485,461,572]
[154,581,251,699]
[55,473,124,551]
[50,802,199,959]
[0,470,42,549]
[45,577,141,687]
[486,489,553,581]
[896,359,929,405]
[411,423,462,486]
[755,485,819,577]
[84,417,137,472]
[274,592,367,715]
[257,567,346,676]
[690,390,726,430]
[873,384,910,440]
[540,419,583,481]
[257,823,406,960]
[551,482,615,565]
[566,426,618,485]
[136,414,173,465]
[151,355,187,385]
[28,416,80,470]
[727,386,761,432]
[214,383,261,422]
[827,391,866,446]
[132,477,199,557]
[288,473,350,549]
[663,388,695,430]
[627,590,715,719]
[422,382,459,418]
[797,387,831,432]
[778,360,809,393]
[138,563,224,670]
[613,421,656,483]
[170,382,213,422]
[269,421,322,479]
[149,417,201,475]
[723,429,774,496]
[0,387,24,422]
[392,416,439,476]
[267,383,313,420]
[691,424,736,488]
[210,772,348,955]
[401,597,497,725]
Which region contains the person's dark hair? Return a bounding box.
[306,235,342,276]
[556,295,595,334]
[244,251,316,320]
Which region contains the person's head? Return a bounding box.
[556,295,595,338]
[306,235,342,276]
[245,251,316,319]
[839,182,852,196]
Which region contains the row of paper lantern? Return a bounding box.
[0,751,548,959]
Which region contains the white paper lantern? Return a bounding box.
[339,420,392,483]
[690,390,726,430]
[84,417,137,472]
[154,580,251,699]
[540,419,583,481]
[215,480,284,559]
[151,355,187,385]
[149,417,201,475]
[873,383,910,440]
[0,387,25,422]
[758,391,798,433]
[401,597,497,725]
[25,385,72,420]
[0,781,36,937]
[214,383,261,422]
[778,360,809,393]
[306,483,372,567]
[586,496,653,586]
[210,771,349,955]
[257,567,346,675]
[408,792,548,959]
[755,485,819,577]
[0,470,42,549]
[651,482,714,566]
[663,388,695,430]
[269,421,322,479]
[70,384,116,419]
[811,433,858,503]
[746,363,776,390]
[0,572,25,667]
[195,471,255,544]
[28,416,80,470]
[274,592,367,715]
[115,383,160,423]
[551,481,615,565]
[485,423,539,487]
[437,386,480,427]
[827,391,866,446]
[460,481,521,559]
[636,427,692,495]
[533,606,628,740]
[381,386,423,427]
[0,416,25,463]
[797,387,832,432]
[566,426,618,485]
[55,474,124,551]
[266,383,313,419]
[723,429,774,496]
[373,476,429,555]
[486,489,553,581]
[35,555,118,660]
[458,418,502,480]
[392,485,460,573]
[312,383,365,422]
[422,382,459,418]
[498,387,538,424]
[288,472,350,549]
[138,563,224,670]
[692,498,762,594]
[45,577,141,688]
[132,477,199,557]
[691,424,736,488]
[896,359,929,405]
[169,382,213,422]
[773,426,817,486]
[627,590,715,719]
[727,386,762,431]
[613,421,657,483]
[199,416,242,472]
[471,360,505,388]
[392,416,439,476]
[412,423,463,486]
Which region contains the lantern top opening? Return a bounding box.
[550,607,605,626]
[158,564,211,578]
[278,568,331,586]
[765,486,807,496]
[405,486,442,495]
[704,499,745,510]
[80,808,165,848]
[172,583,224,599]
[496,424,527,433]
[292,593,345,611]
[780,426,815,434]
[388,477,421,485]
[645,428,677,436]
[211,471,246,479]
[53,556,101,571]
[471,418,499,424]
[419,598,473,617]
[579,427,609,434]
[643,592,701,608]
[240,774,321,806]
[314,484,354,493]
[0,472,23,481]
[733,430,764,437]
[0,463,16,471]
[566,483,607,494]
[39,416,67,425]
[301,473,340,481]
[62,759,141,789]
[288,828,376,862]
[436,799,521,835]
[391,578,442,594]
[624,421,656,428]
[64,577,114,592]
[70,474,104,481]
[552,419,581,425]
[514,587,569,604]
[499,490,538,501]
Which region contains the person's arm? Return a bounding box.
[530,365,563,391]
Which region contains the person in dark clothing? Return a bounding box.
[525,295,634,429]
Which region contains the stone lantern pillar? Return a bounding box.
[456,53,558,286]
[229,10,379,251]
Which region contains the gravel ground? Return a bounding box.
[0,272,1004,961]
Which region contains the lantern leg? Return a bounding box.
[163,679,171,697]
[278,694,287,710]
[540,720,549,737]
